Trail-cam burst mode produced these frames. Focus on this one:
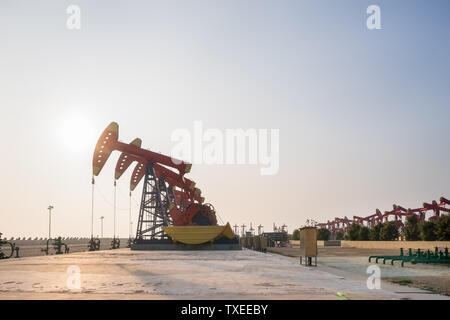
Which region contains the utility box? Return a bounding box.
[299,227,318,266]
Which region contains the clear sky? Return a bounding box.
[1,0,449,238]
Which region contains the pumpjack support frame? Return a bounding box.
[135,163,174,242]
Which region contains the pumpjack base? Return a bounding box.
[131,238,241,251]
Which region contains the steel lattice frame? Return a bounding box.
[136,163,174,241]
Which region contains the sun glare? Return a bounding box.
[58,115,95,152]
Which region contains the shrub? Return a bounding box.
[358,226,370,240]
[404,214,421,241]
[380,222,399,241]
[369,223,383,241]
[420,220,438,241]
[347,224,362,240]
[436,215,450,241]
[317,228,330,240]
[292,229,300,240]
[335,231,344,240]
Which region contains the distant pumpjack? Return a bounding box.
[316,196,450,234]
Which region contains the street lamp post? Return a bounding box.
[129,221,133,239]
[129,191,132,239]
[100,216,104,238]
[47,205,54,239]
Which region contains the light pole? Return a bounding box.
[129,221,133,239]
[47,205,54,239]
[113,180,117,240]
[129,191,132,239]
[100,216,104,238]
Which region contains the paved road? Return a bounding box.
[0,248,448,300]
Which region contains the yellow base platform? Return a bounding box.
[163,222,235,245]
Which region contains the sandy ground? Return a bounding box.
[0,248,449,300]
[269,246,450,296]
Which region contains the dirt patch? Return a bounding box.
[386,276,450,296]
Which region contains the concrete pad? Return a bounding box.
[0,248,448,300]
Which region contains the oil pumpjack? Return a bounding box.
[91,122,239,249]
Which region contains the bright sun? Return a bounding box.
[58,115,95,152]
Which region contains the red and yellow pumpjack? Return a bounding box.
[92,122,236,248]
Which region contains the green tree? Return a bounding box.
[347,224,362,240]
[436,215,450,241]
[404,214,421,241]
[317,228,331,241]
[335,231,344,240]
[380,222,399,241]
[421,220,438,241]
[369,223,383,241]
[358,226,370,240]
[292,229,300,240]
